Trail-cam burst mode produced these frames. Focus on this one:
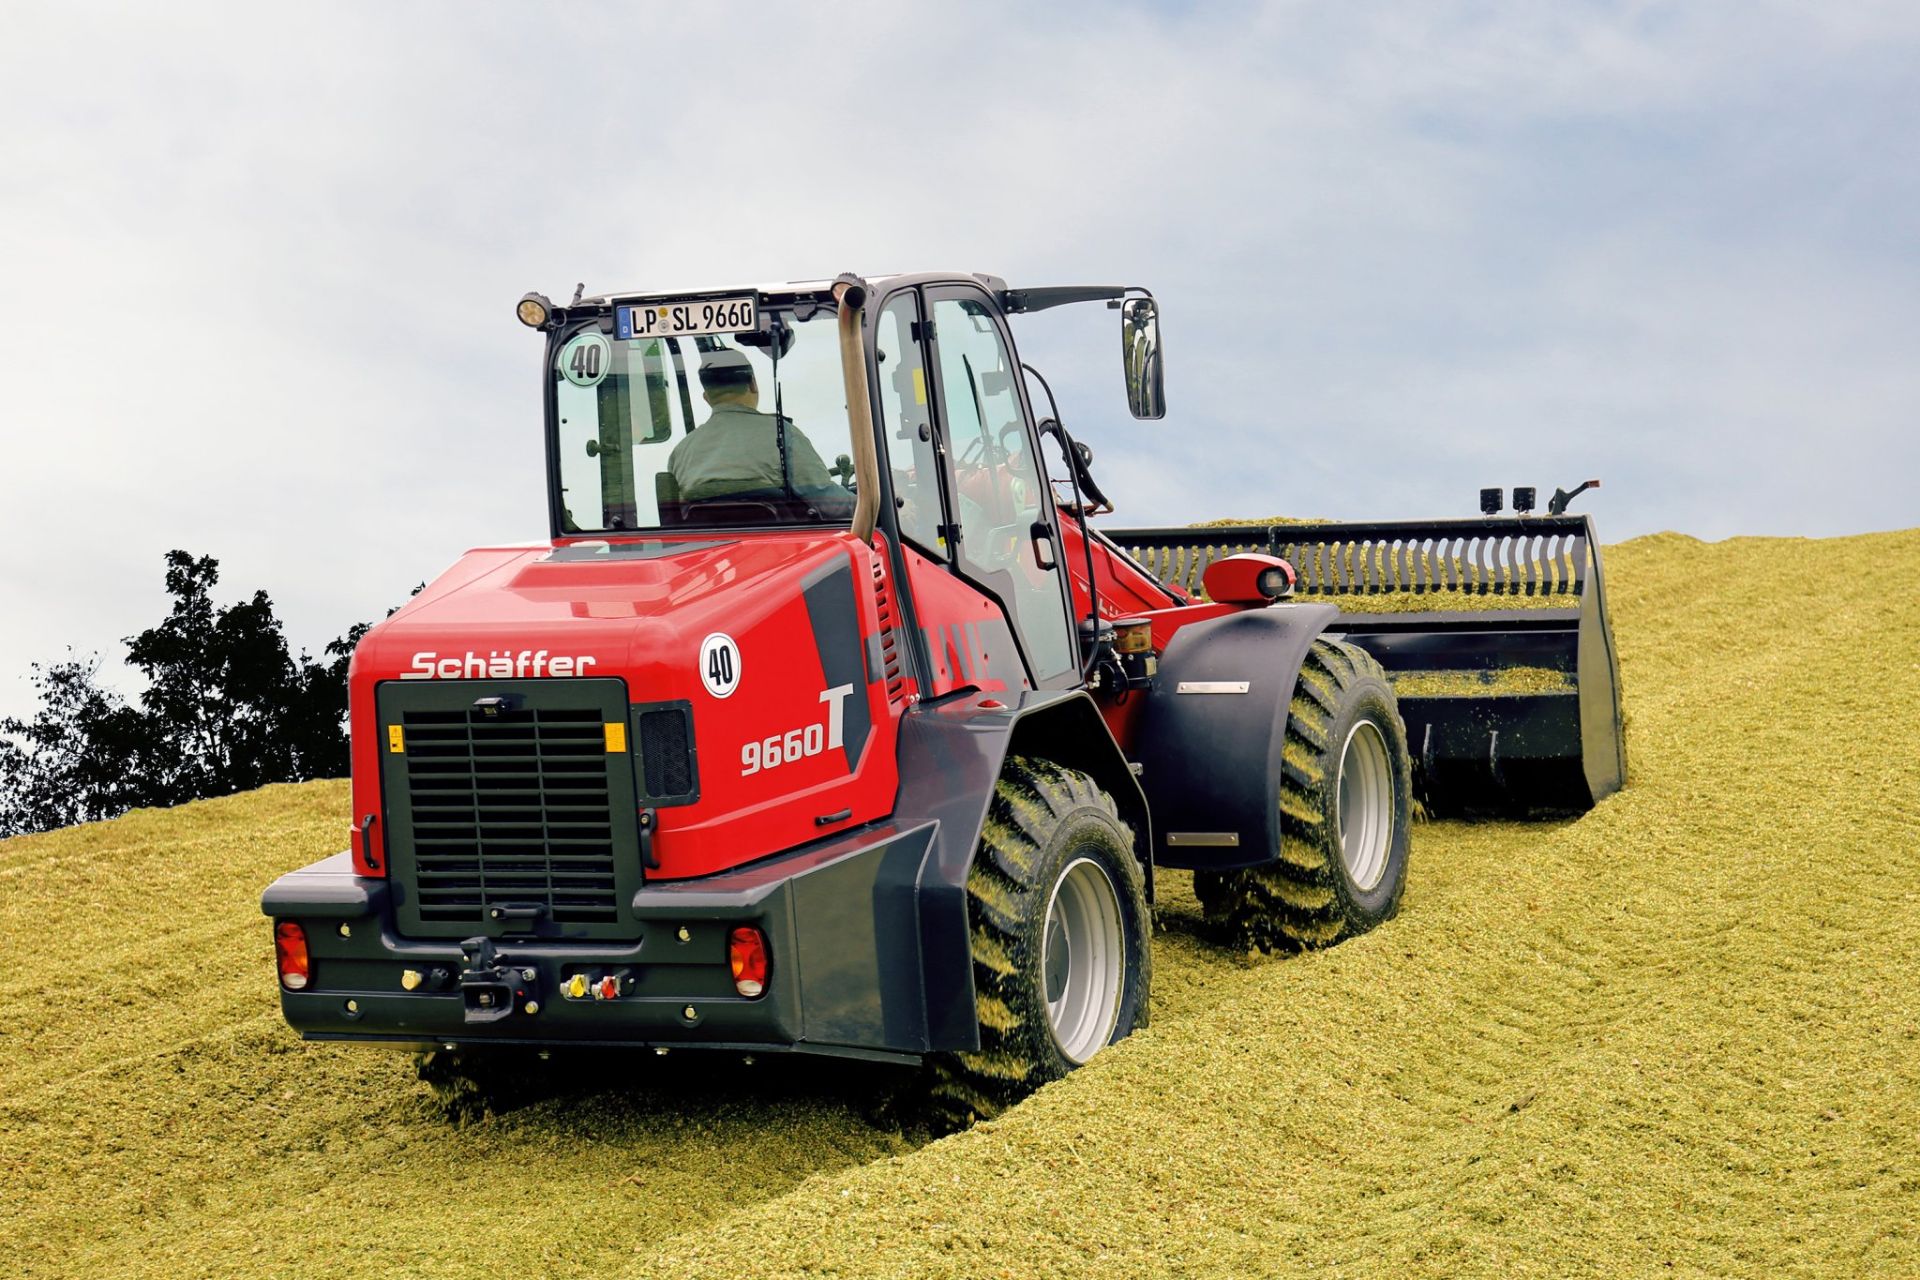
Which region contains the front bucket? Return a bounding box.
[1106,515,1626,817]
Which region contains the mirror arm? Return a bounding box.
[1024,363,1105,682]
[1000,284,1155,315]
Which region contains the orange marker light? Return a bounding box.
[728,926,769,998]
[274,921,310,991]
[1112,618,1153,655]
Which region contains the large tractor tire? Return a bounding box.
[1195,637,1412,953]
[928,756,1152,1128]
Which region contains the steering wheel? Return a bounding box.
[996,422,1025,458]
[957,422,1025,468]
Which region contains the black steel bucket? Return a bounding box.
[1105,515,1626,818]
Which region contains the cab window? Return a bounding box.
[552,309,857,532]
[875,295,946,559]
[928,293,1077,685]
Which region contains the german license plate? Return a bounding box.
[616,295,758,340]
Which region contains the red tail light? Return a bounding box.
[274,921,310,991]
[728,925,768,998]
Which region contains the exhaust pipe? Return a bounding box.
[832,273,881,543]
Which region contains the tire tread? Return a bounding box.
[1195,638,1407,953]
[926,756,1148,1129]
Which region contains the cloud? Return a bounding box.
[2,1,1916,718]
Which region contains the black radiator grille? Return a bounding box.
[399,706,618,925]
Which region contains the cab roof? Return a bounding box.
[575,271,1011,308]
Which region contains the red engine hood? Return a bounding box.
[354,534,847,681]
[345,530,903,882]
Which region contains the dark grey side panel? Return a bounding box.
[1134,603,1338,871]
[801,556,875,772]
[893,688,1149,1051]
[790,823,936,1049]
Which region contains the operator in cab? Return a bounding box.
[667,348,853,517]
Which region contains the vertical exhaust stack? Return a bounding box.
[1106,515,1627,817]
[832,274,882,544]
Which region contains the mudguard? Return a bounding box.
[1133,602,1340,871]
[895,688,1150,1051]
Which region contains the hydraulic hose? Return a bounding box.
[832,273,881,543]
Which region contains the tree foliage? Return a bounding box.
[0,551,376,838]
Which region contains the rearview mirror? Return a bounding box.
[1119,297,1165,420]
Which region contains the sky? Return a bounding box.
[2,1,1917,721]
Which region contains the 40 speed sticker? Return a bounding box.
[700,632,740,698]
[559,331,611,387]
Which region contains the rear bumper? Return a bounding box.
[262,819,943,1064]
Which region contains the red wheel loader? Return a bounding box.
[263,272,1624,1117]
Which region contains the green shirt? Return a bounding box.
[667,405,843,503]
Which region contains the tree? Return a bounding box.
[0,551,376,838]
[0,656,153,835]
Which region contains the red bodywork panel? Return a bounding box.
[1054,513,1269,750]
[347,531,903,880]
[344,509,1267,883]
[1057,517,1189,622]
[902,544,1030,699]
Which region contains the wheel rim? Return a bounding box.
[1337,718,1394,892]
[1042,856,1126,1064]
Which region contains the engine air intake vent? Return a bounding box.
[635,701,698,805]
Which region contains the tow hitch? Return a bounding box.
[458,936,537,1024]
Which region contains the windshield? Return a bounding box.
[551,305,857,533]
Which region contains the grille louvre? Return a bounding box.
[872,553,909,704]
[400,705,620,925]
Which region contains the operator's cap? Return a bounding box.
[698,347,756,390]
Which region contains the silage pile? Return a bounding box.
[4,528,1918,1279]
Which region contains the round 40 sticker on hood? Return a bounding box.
[700,633,740,698]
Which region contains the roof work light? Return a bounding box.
[516,291,553,328]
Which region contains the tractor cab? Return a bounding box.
[522,273,1168,698]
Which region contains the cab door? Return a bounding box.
[921,285,1080,689]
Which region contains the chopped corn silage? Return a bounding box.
[1325,586,1573,613]
[5,527,1919,1279]
[1389,666,1578,697]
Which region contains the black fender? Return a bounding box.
[895,688,1150,1052]
[1133,602,1340,871]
